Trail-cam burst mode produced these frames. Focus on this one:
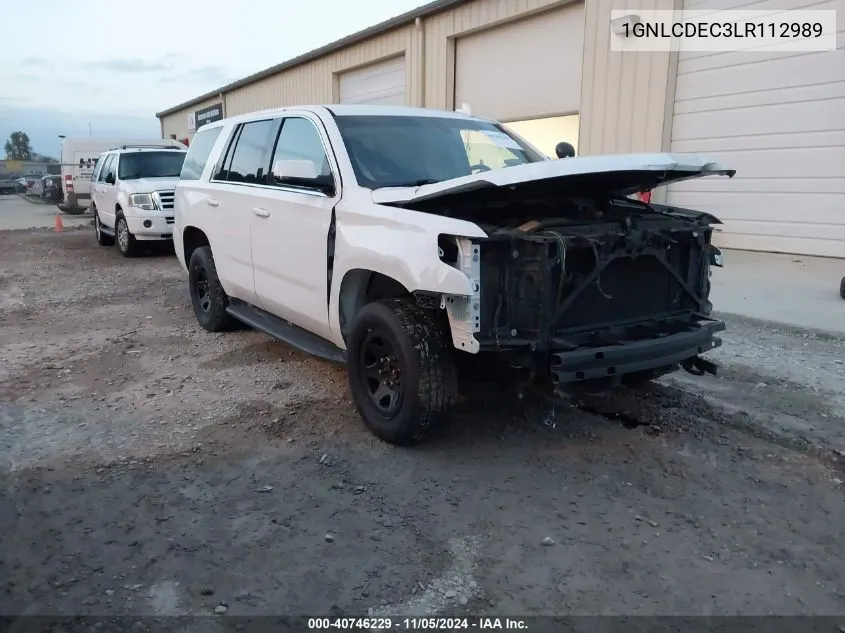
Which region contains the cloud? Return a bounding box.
[158,65,233,85]
[83,59,172,73]
[21,57,49,66]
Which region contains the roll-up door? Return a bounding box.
[339,56,406,106]
[667,0,845,257]
[454,3,584,122]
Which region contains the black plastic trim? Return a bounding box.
[550,320,725,383]
[226,299,347,365]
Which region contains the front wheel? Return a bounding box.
[115,214,139,257]
[347,299,457,446]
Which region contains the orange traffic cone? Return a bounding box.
[54,213,64,232]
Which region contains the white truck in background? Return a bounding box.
[58,137,187,214]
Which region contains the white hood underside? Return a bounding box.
[371,153,735,207]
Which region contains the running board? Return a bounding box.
[225,300,347,365]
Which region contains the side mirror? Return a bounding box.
[272,159,318,182]
[555,142,576,159]
[105,173,115,185]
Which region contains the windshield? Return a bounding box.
[118,151,186,180]
[334,115,545,189]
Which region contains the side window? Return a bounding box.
[180,126,223,181]
[220,119,280,185]
[91,157,103,182]
[104,154,118,183]
[97,154,114,182]
[268,117,332,190]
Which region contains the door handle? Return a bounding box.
[207,199,220,207]
[252,207,270,218]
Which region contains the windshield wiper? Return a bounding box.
[381,178,439,188]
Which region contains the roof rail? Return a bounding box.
[108,144,183,151]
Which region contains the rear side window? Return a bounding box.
[181,126,223,181]
[97,154,114,182]
[91,157,103,182]
[217,119,280,185]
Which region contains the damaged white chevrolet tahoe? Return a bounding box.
[173,105,734,445]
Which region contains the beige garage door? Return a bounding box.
[339,56,406,106]
[667,0,845,258]
[454,3,584,122]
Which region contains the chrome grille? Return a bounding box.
[156,190,175,210]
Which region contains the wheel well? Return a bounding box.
[338,269,411,340]
[182,226,210,264]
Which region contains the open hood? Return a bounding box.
[371,153,735,210]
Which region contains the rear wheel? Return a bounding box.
[347,299,457,445]
[93,207,114,246]
[188,246,236,332]
[115,213,139,257]
[840,276,845,300]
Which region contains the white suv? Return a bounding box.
[174,105,732,445]
[91,145,187,256]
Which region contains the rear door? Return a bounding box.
[204,119,281,305]
[99,154,119,228]
[91,154,112,217]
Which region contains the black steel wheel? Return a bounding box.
[188,245,235,332]
[347,299,457,445]
[358,328,404,418]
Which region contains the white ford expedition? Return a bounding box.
[91,145,187,256]
[174,105,734,445]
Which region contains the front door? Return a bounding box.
[251,114,339,341]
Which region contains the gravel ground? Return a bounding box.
[1,227,844,621]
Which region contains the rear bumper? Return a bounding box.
[550,319,725,384]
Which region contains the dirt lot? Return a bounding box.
[1,225,844,620]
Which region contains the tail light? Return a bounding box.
[638,190,652,203]
[64,174,74,193]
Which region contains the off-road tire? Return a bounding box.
[188,246,236,332]
[347,299,458,445]
[93,207,114,246]
[115,213,139,257]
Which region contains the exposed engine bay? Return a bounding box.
[435,193,726,393]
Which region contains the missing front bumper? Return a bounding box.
[550,319,725,384]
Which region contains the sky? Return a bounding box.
[1,0,427,157]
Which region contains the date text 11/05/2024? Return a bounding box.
[307,617,528,630]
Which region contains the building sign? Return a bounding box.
[194,103,224,130]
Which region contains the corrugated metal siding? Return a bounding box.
[161,96,223,141]
[224,26,420,116]
[578,0,680,156]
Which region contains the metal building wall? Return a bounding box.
[160,96,224,142]
[578,0,681,156]
[158,0,677,159]
[224,25,422,116]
